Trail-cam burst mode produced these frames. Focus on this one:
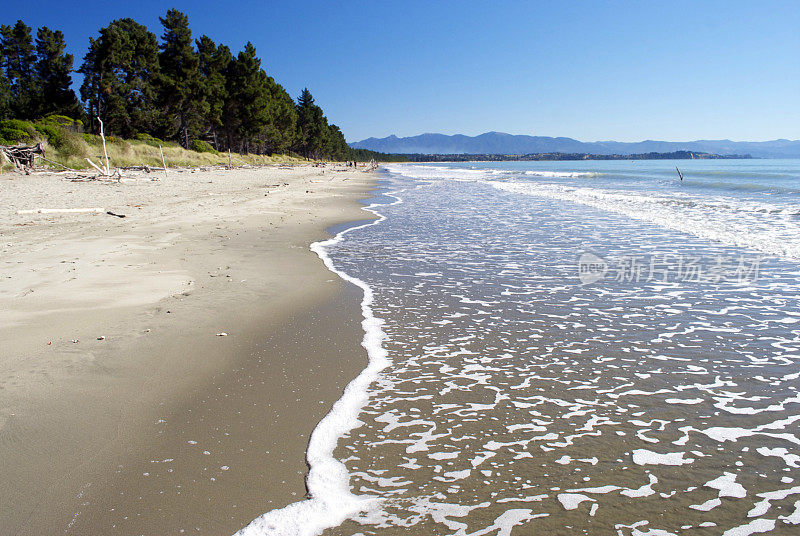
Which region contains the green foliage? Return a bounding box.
[79,18,160,138]
[134,132,165,147]
[34,27,80,118]
[0,118,87,161]
[0,118,36,144]
[38,114,82,131]
[196,36,230,136]
[158,9,204,147]
[224,42,270,153]
[2,10,398,162]
[190,139,217,153]
[1,21,37,119]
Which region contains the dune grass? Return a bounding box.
[0,116,305,173]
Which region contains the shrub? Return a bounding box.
[134,133,166,147]
[39,114,83,132]
[0,119,38,145]
[33,120,88,159]
[190,139,217,154]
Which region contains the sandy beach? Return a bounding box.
[0,164,377,535]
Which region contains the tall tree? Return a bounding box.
[78,18,159,137]
[223,42,270,153]
[34,27,80,118]
[326,124,350,161]
[78,37,101,132]
[0,44,11,119]
[196,35,231,148]
[295,88,328,158]
[158,9,203,147]
[261,76,296,154]
[0,21,36,118]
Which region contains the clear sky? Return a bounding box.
[4,0,799,142]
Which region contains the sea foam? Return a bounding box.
[233,188,402,536]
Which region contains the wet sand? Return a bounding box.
[0,164,376,534]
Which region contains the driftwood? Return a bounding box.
[1,142,46,172]
[17,207,105,215]
[119,165,165,173]
[85,117,115,178]
[160,145,167,179]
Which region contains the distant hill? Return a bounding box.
[350,131,800,159]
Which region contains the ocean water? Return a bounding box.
[239,160,800,535]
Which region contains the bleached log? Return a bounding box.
[17,207,105,215]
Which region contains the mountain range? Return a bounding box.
[350,132,800,158]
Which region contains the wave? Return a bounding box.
[383,163,600,181]
[489,181,800,260]
[523,170,601,178]
[234,189,402,536]
[680,179,800,196]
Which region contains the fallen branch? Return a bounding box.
[39,156,77,171]
[17,207,105,215]
[85,158,105,175]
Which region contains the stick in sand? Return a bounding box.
[676,166,684,181]
[160,145,167,179]
[98,117,110,175]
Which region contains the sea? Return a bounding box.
[238,159,800,536]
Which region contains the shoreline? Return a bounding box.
[0,164,378,535]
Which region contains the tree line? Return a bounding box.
[0,11,404,161]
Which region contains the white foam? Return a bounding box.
[690,498,721,511]
[631,449,694,466]
[234,189,402,535]
[705,472,747,498]
[524,170,599,178]
[621,474,658,498]
[557,493,595,510]
[721,518,776,536]
[469,508,541,536]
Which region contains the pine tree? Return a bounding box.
[158,9,203,147]
[326,124,351,161]
[261,76,297,154]
[0,21,36,118]
[78,37,101,132]
[223,42,270,153]
[78,18,160,137]
[34,27,80,118]
[196,35,231,149]
[295,88,327,158]
[0,45,11,119]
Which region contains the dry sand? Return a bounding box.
[0,164,378,535]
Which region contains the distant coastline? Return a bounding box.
[351,131,800,159]
[398,150,751,162]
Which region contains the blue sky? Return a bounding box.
[5,0,799,142]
